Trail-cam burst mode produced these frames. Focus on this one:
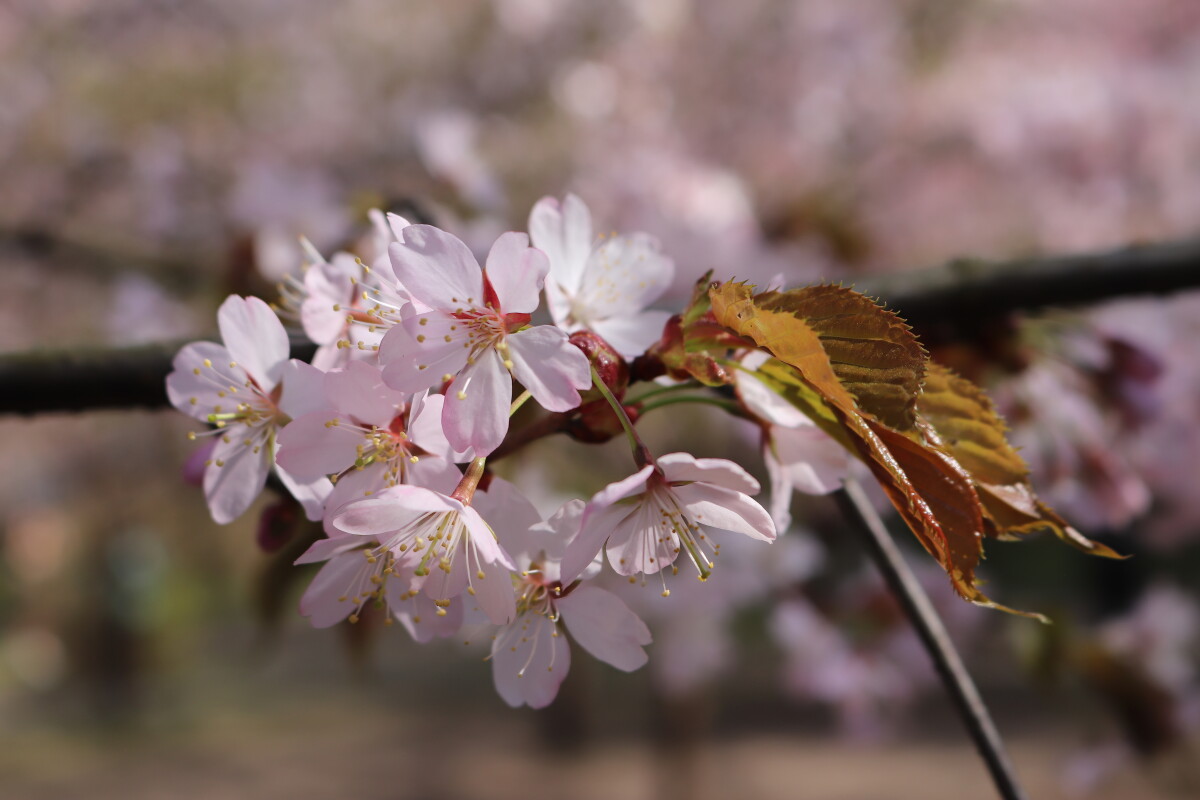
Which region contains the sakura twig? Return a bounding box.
[836,478,1028,800]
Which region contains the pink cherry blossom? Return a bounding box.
[165,295,329,524]
[284,213,413,370]
[378,225,591,456]
[294,532,464,641]
[561,452,776,587]
[487,500,652,709]
[736,352,850,530]
[275,360,464,535]
[529,193,674,358]
[330,482,519,625]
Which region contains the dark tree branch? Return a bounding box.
[0,337,316,415]
[2,236,1200,415]
[836,479,1028,800]
[855,237,1200,342]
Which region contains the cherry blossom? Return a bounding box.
[165,295,329,524]
[486,500,652,709]
[378,225,591,456]
[329,476,523,625]
[281,213,413,370]
[294,528,468,642]
[275,360,463,535]
[529,193,674,358]
[561,452,776,587]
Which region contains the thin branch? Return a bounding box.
[3,235,1200,415]
[835,478,1028,800]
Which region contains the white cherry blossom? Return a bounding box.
[529,193,674,358]
[561,452,776,587]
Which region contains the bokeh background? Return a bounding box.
[3,1,1200,797]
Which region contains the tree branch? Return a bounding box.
[836,479,1028,800]
[855,237,1200,342]
[3,236,1199,415]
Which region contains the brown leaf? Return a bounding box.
[918,362,1124,559]
[710,281,1035,614]
[757,285,927,431]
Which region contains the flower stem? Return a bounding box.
[835,478,1028,800]
[589,365,652,467]
[636,395,747,418]
[451,457,488,504]
[510,389,533,417]
[627,380,700,404]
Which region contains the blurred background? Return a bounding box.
[3,1,1200,797]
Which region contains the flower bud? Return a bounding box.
[569,331,629,404]
[256,496,301,553]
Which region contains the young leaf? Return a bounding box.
[710,280,1040,616]
[917,363,1124,559]
[758,285,926,431]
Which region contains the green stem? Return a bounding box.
[509,389,533,417]
[637,395,747,418]
[589,366,651,467]
[627,380,700,404]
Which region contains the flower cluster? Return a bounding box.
[168,194,845,707]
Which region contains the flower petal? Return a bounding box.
[561,467,654,582]
[299,551,371,628]
[673,482,776,542]
[204,427,272,524]
[659,452,761,495]
[483,231,548,314]
[559,585,651,672]
[528,193,593,297]
[577,233,673,319]
[771,425,851,496]
[506,326,590,412]
[406,392,456,461]
[379,313,470,395]
[331,486,462,536]
[442,350,512,456]
[324,360,407,427]
[300,254,359,344]
[394,589,464,643]
[277,359,329,420]
[491,614,571,708]
[604,497,680,576]
[319,467,392,537]
[736,355,812,428]
[294,534,363,565]
[387,226,484,310]
[589,310,672,359]
[165,341,240,421]
[277,412,355,489]
[217,295,290,391]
